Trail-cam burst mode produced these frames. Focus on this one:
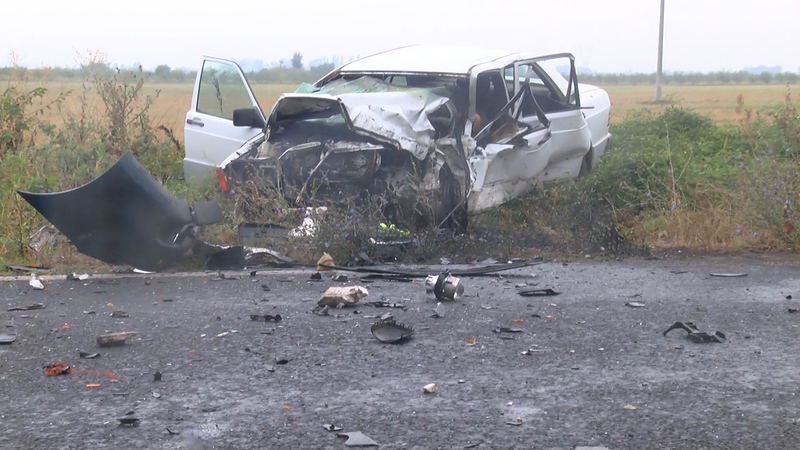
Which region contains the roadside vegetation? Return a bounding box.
[1,59,799,271]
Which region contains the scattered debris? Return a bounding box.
[506,418,523,426]
[28,225,58,252]
[118,417,140,426]
[5,264,51,273]
[365,300,405,309]
[154,371,162,382]
[789,307,799,313]
[7,303,45,311]
[710,273,747,278]
[336,431,379,447]
[0,333,17,345]
[250,314,283,322]
[323,424,343,432]
[44,361,71,376]
[622,404,638,410]
[79,351,100,359]
[317,286,369,307]
[29,275,45,290]
[111,310,130,318]
[625,302,646,308]
[85,383,101,388]
[663,322,726,343]
[310,272,322,281]
[96,331,138,347]
[521,348,544,356]
[332,273,349,282]
[371,319,413,343]
[492,327,524,334]
[423,383,436,394]
[67,272,90,281]
[517,288,560,296]
[424,272,464,301]
[431,302,445,318]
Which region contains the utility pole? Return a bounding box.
[655,0,665,101]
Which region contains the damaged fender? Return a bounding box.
[17,153,222,271]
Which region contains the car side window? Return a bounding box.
[196,60,253,120]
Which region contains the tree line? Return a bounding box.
[1,61,798,86]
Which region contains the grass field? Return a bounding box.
[26,80,800,144]
[603,83,798,123]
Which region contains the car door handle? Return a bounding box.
[186,118,204,127]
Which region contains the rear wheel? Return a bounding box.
[578,147,594,178]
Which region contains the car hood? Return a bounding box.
[269,77,452,160]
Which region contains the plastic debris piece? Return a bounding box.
[371,319,413,343]
[317,286,369,307]
[423,383,436,394]
[788,307,799,313]
[0,333,17,344]
[663,321,726,343]
[365,301,405,309]
[79,351,100,359]
[111,310,129,318]
[60,323,70,330]
[465,337,476,345]
[710,273,747,278]
[492,327,523,334]
[336,431,379,447]
[85,383,101,388]
[316,252,335,271]
[431,302,445,318]
[44,361,71,376]
[518,288,560,296]
[249,314,282,322]
[8,303,45,311]
[506,418,523,426]
[29,275,45,290]
[118,417,140,426]
[216,331,229,338]
[323,423,343,432]
[332,273,349,282]
[625,302,646,308]
[96,331,138,347]
[623,404,638,410]
[153,371,162,382]
[309,272,322,280]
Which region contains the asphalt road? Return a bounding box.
[1,255,800,449]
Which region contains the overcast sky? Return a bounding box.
[3,0,797,73]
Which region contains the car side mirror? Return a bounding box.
[233,107,266,129]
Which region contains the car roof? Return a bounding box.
[336,45,527,76]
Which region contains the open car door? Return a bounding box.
[466,55,592,213]
[183,58,265,182]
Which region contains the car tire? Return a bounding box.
[435,164,468,232]
[578,147,594,179]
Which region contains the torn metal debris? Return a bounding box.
[517,288,560,296]
[371,319,413,343]
[663,321,726,343]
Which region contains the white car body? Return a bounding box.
[184,45,611,228]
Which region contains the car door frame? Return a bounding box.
[183,57,265,183]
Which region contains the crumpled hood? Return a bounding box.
[269,77,451,160]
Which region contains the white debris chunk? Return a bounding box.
[317,286,369,307]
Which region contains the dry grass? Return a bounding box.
[32,81,297,143]
[603,84,800,123]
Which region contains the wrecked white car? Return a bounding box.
[184,45,611,228]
